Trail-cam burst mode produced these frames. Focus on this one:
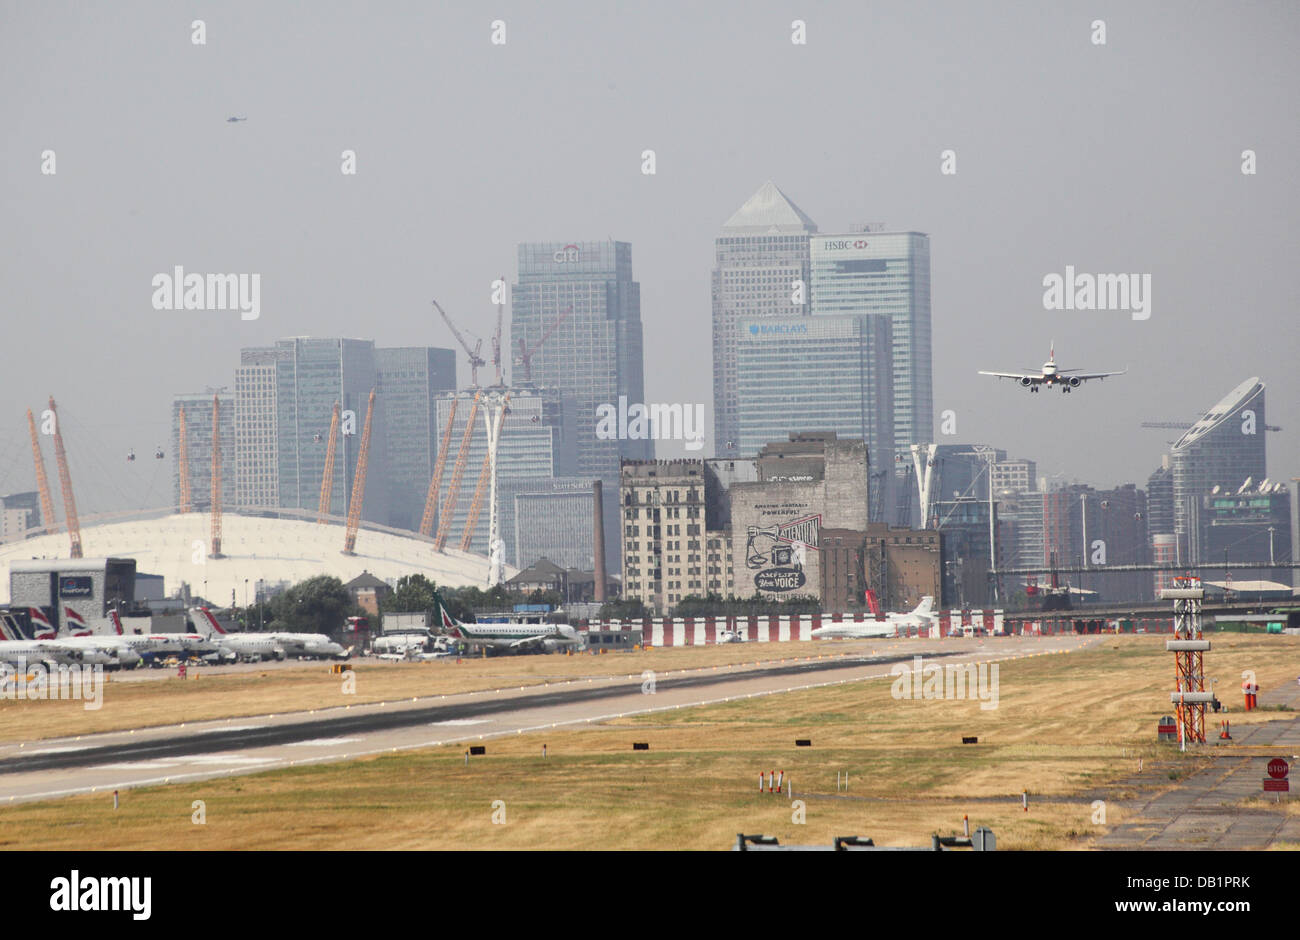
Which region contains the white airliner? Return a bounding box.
[192,608,349,660]
[979,343,1125,393]
[810,597,937,639]
[0,612,81,667]
[50,611,144,669]
[434,591,579,653]
[2,608,140,669]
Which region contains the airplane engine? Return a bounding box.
[541,639,560,653]
[1068,375,1082,387]
[1019,376,1034,387]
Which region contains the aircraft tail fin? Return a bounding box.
[192,607,227,637]
[914,596,935,616]
[864,588,882,619]
[431,590,464,637]
[0,613,22,641]
[109,610,124,635]
[28,607,55,640]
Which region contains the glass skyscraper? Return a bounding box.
[1169,377,1267,563]
[172,392,235,512]
[735,314,894,520]
[274,337,387,525]
[511,240,649,474]
[375,347,457,531]
[810,231,933,462]
[712,182,817,459]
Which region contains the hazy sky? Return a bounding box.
[2,1,1297,516]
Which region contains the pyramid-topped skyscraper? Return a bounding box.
[712,182,818,458]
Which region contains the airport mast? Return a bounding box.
[25,408,57,536]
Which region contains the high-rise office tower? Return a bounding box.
[172,392,235,511]
[512,240,649,570]
[734,314,894,520]
[375,347,457,531]
[274,337,388,525]
[1170,377,1267,563]
[810,231,933,465]
[511,240,649,476]
[235,346,289,510]
[712,182,817,459]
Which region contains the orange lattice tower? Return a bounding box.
[1163,576,1212,745]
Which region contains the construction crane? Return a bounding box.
[47,397,82,558]
[342,389,376,554]
[25,408,57,536]
[177,406,192,512]
[420,397,459,536]
[460,393,510,552]
[434,391,481,551]
[317,401,341,523]
[210,395,223,557]
[433,299,486,387]
[515,305,571,383]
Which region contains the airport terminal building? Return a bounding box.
[8,557,137,634]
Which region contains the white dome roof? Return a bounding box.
[0,512,509,604]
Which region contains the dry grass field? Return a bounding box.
[0,633,1294,850]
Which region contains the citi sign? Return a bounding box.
[821,239,869,250]
[553,244,582,263]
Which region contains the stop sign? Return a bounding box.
[1267,758,1289,779]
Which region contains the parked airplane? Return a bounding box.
[192,608,349,660]
[717,629,746,644]
[979,343,1125,393]
[810,597,937,639]
[371,631,433,656]
[433,591,579,653]
[48,611,143,669]
[0,612,81,667]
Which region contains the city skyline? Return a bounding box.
[1,2,1296,524]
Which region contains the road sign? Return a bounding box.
[1267,758,1289,779]
[1263,778,1289,793]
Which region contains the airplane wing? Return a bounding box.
[507,634,546,649]
[1056,369,1127,382]
[978,370,1040,382]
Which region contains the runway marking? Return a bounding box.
[286,737,363,747]
[431,719,491,726]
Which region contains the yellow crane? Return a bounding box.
[342,389,376,555]
[420,397,459,536]
[47,397,82,558]
[177,406,192,512]
[317,401,341,523]
[434,391,481,551]
[25,408,57,535]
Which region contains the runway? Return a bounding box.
[0,635,1093,804]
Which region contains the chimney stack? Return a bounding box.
[593,480,607,602]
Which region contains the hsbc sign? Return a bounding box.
[821,239,870,251]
